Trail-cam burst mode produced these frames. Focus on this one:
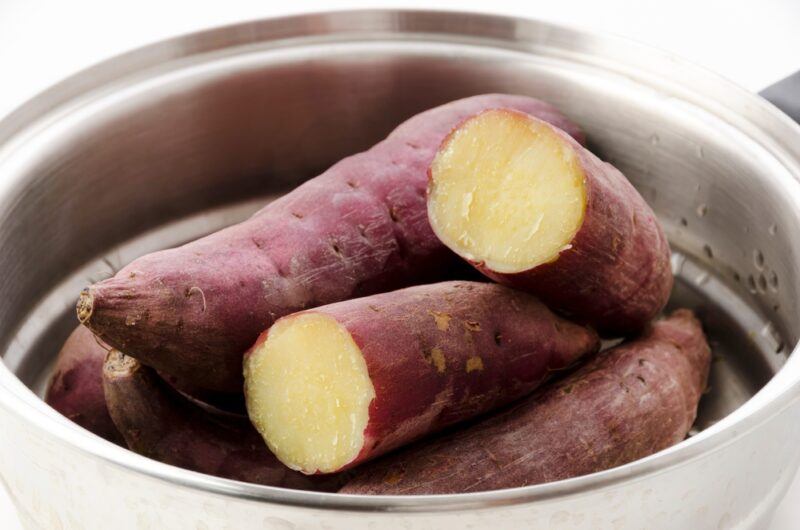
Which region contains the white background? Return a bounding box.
[0,1,799,528]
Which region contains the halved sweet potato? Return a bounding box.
[244,281,599,474]
[428,109,672,336]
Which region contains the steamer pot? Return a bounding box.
[0,9,799,529]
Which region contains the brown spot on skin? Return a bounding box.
[383,468,405,485]
[466,356,484,373]
[463,320,481,332]
[347,181,359,189]
[562,384,574,395]
[425,347,446,373]
[636,375,646,384]
[429,311,451,331]
[291,212,303,219]
[125,314,141,326]
[494,332,502,345]
[389,207,400,222]
[368,304,381,313]
[128,272,136,279]
[331,243,343,257]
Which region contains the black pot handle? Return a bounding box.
[759,71,800,125]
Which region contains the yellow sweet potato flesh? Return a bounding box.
[428,109,586,273]
[244,313,375,474]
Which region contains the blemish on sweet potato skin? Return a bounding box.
[463,320,481,332]
[465,356,484,373]
[429,347,447,373]
[383,468,406,486]
[428,311,451,331]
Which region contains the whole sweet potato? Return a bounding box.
[78,95,585,392]
[102,351,343,491]
[341,309,710,494]
[244,281,599,474]
[428,108,671,336]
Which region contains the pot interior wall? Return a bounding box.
[0,39,797,432]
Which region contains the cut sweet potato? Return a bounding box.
[340,310,710,494]
[78,95,585,392]
[428,109,672,336]
[244,281,599,474]
[102,351,343,490]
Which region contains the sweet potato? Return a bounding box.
[45,326,123,444]
[427,109,671,336]
[46,325,244,428]
[340,309,710,494]
[244,280,599,474]
[77,95,585,392]
[102,351,343,490]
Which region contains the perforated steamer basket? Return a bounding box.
[0,9,800,530]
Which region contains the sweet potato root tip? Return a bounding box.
[244,281,599,475]
[103,349,139,378]
[76,289,94,323]
[428,108,671,336]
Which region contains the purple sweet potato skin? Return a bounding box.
[46,325,244,431]
[250,281,599,473]
[78,95,585,393]
[432,111,672,337]
[45,326,123,444]
[102,351,343,490]
[340,309,710,494]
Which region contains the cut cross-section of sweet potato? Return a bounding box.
[244,313,375,474]
[428,109,672,336]
[429,109,587,272]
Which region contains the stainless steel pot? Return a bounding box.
[0,9,799,530]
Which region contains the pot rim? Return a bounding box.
[2,8,800,512]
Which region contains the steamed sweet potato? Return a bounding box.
[427,109,671,336]
[45,326,123,444]
[77,95,585,392]
[243,281,599,474]
[102,351,343,490]
[341,309,710,494]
